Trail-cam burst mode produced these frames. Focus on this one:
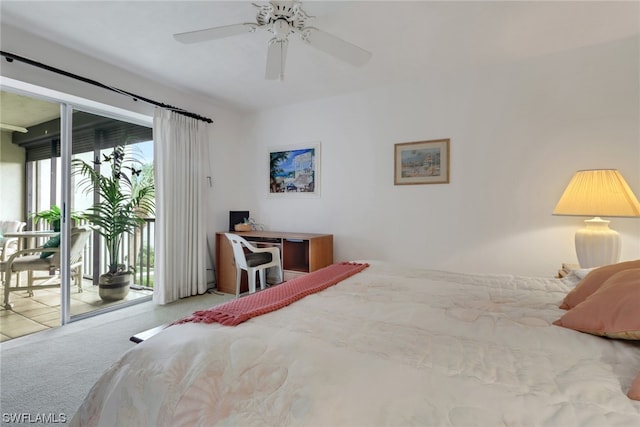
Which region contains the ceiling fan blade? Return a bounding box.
[0,123,27,133]
[302,27,372,66]
[265,38,288,81]
[174,23,257,44]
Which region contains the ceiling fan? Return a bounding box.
[173,1,372,81]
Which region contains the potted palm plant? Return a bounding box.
[73,144,154,301]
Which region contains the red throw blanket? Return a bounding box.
[172,262,369,326]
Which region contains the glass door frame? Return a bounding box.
[60,103,72,323]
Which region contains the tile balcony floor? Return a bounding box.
[0,276,152,342]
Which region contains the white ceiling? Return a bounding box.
[0,91,60,129]
[0,1,638,113]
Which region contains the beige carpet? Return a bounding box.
[0,291,233,425]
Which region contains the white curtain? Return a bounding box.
[152,109,210,304]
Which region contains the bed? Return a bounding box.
[71,260,640,426]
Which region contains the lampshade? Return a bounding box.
[553,169,640,268]
[553,169,640,217]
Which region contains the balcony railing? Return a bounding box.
[84,218,156,288]
[132,219,155,288]
[33,218,156,289]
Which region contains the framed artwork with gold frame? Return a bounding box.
[394,139,450,185]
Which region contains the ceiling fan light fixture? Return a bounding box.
[270,18,292,41]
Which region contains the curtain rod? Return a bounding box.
[0,51,213,124]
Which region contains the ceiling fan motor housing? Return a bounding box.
[255,1,309,34]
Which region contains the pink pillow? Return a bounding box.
[560,259,640,310]
[553,268,640,340]
[629,372,640,401]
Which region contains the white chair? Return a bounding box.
[224,233,282,297]
[2,226,91,309]
[0,220,26,261]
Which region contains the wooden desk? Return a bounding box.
[215,231,333,294]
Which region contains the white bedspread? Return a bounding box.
[72,261,640,426]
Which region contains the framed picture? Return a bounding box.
[394,139,450,185]
[268,142,321,197]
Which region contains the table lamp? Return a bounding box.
[553,169,640,268]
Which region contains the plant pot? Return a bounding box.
[99,271,132,302]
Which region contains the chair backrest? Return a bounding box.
[0,220,26,235]
[70,227,92,264]
[224,233,250,270]
[0,220,26,257]
[50,226,92,265]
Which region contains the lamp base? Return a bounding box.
[575,217,621,268]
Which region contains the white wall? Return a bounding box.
[0,131,25,220]
[243,36,640,276]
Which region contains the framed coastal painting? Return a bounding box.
[268,142,321,197]
[394,139,450,185]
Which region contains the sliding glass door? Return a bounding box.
[68,109,155,319]
[0,89,154,340]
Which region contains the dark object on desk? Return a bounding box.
[229,210,250,232]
